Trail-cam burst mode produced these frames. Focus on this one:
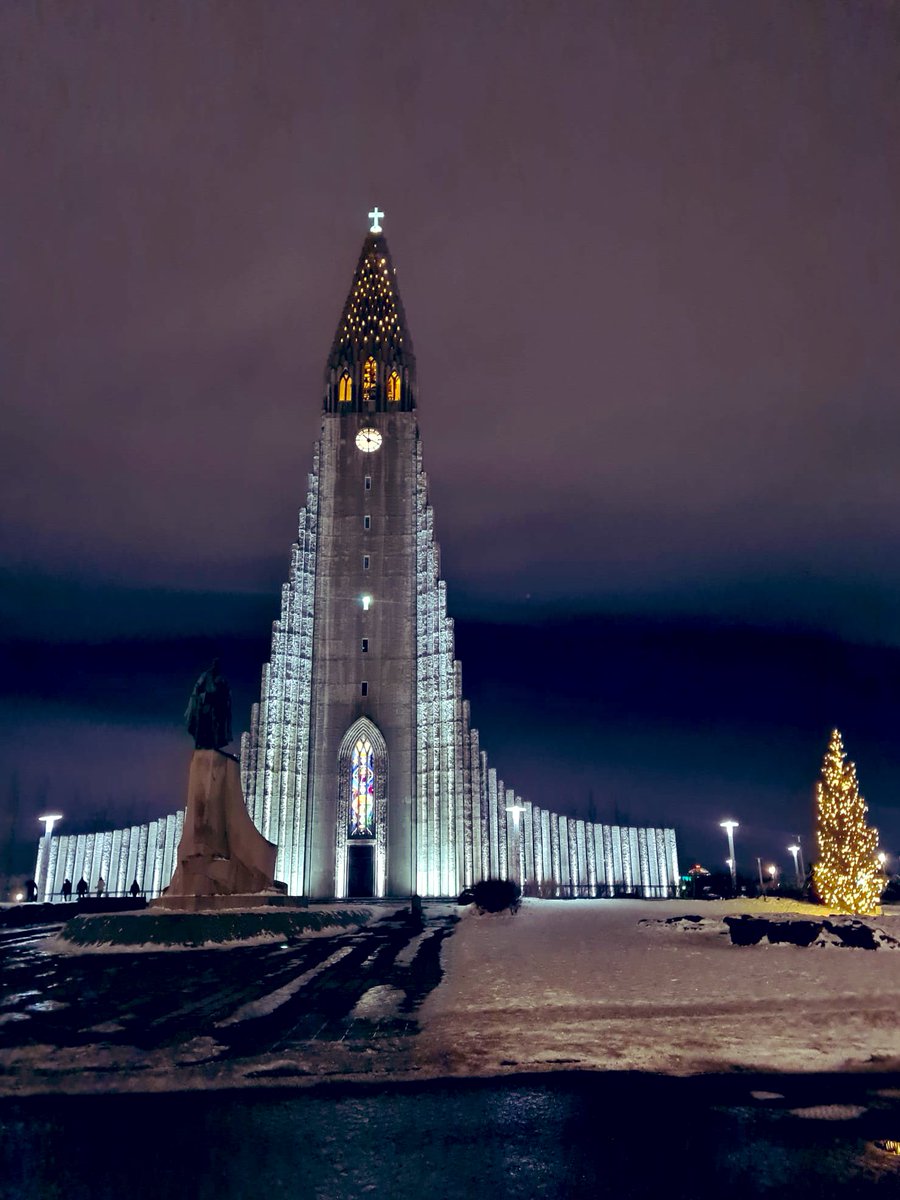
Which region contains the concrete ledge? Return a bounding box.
[51,907,376,952]
[150,892,302,912]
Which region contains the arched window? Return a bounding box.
[349,737,375,837]
[338,373,353,403]
[387,370,401,403]
[362,357,377,404]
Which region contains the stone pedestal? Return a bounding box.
[154,750,278,907]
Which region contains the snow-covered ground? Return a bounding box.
[416,898,900,1078]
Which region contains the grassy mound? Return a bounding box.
[55,907,374,951]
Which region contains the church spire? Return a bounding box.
[325,213,416,413]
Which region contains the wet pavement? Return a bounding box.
[0,907,457,1087]
[3,1071,900,1199]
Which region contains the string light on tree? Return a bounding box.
[812,728,882,915]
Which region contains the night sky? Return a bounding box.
[2,2,899,879]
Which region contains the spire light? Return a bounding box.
[368,207,384,234]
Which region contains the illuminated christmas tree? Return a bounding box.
[812,728,881,914]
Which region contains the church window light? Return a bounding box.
[363,555,370,570]
[338,373,353,403]
[364,515,371,529]
[362,357,377,404]
[387,370,401,403]
[361,638,368,653]
[349,736,375,837]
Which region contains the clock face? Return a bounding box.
[355,428,383,453]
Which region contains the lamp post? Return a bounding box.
[36,814,63,902]
[505,803,526,887]
[756,856,765,893]
[796,835,805,878]
[768,864,778,890]
[720,820,739,894]
[787,844,801,886]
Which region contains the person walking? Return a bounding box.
[96,876,105,899]
[61,878,72,901]
[129,879,141,899]
[76,877,88,900]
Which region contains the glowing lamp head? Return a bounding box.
[14,892,23,902]
[361,594,372,612]
[768,865,778,878]
[38,814,63,834]
[719,820,739,832]
[878,852,887,866]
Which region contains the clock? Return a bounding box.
[355,428,383,453]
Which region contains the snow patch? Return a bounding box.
[418,898,900,1078]
[393,930,432,966]
[216,945,354,1026]
[350,985,406,1020]
[789,1105,868,1121]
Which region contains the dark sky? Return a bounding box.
[2,1,899,876]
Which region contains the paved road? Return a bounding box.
[4,1070,900,1199]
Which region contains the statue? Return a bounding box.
[185,658,232,750]
[156,655,279,908]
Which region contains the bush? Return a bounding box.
[472,878,521,913]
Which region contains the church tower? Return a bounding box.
[241,213,466,899]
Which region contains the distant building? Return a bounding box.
[36,219,679,901]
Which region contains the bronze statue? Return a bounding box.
[185,658,232,750]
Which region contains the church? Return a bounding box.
[34,215,680,902]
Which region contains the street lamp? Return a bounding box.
[768,864,778,889]
[787,844,801,886]
[795,835,805,877]
[505,803,526,887]
[720,821,739,893]
[36,814,63,902]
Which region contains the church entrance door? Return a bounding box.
[347,844,375,897]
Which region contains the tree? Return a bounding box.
[812,729,882,915]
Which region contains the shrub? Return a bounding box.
[472,878,521,913]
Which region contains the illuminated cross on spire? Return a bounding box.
[368,207,384,234]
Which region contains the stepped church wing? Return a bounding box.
[34,217,680,903]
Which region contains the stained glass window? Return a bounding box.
[350,737,375,837]
[339,372,353,403]
[387,370,401,403]
[362,357,377,404]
